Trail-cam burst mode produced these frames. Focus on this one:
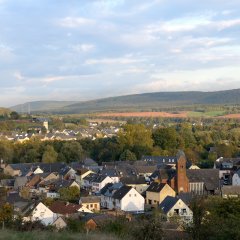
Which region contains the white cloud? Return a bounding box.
[71,44,95,52]
[85,56,145,65]
[57,17,95,28]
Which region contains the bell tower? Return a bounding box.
[176,151,189,193]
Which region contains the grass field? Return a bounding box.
[0,230,119,240]
[95,110,233,118]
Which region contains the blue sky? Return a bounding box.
[0,0,240,107]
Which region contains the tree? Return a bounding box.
[153,127,178,150]
[118,124,153,149]
[59,141,83,163]
[0,203,13,228]
[134,214,163,240]
[119,149,137,161]
[10,111,20,120]
[59,186,80,201]
[42,145,58,163]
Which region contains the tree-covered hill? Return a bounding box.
[10,89,240,114]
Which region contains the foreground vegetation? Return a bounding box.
[0,197,240,240]
[0,230,119,240]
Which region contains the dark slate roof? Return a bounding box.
[121,176,146,185]
[83,173,98,182]
[150,169,176,181]
[8,162,67,176]
[159,196,180,214]
[142,156,177,165]
[92,175,108,183]
[177,192,195,206]
[146,182,167,193]
[0,179,14,187]
[112,185,132,200]
[215,157,240,169]
[100,168,120,177]
[100,182,124,198]
[134,165,157,174]
[6,192,27,204]
[186,169,220,191]
[59,166,73,176]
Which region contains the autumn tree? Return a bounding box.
[119,149,137,161]
[42,145,58,163]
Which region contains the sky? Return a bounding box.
[0,0,240,107]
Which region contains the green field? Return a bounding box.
[187,110,226,118]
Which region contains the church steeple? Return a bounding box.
[176,151,189,193]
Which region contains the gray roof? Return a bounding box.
[7,192,27,204]
[8,162,67,176]
[92,175,108,183]
[221,186,240,195]
[14,176,28,189]
[0,179,14,187]
[142,156,177,165]
[159,196,180,214]
[112,185,132,200]
[186,169,220,191]
[100,168,120,177]
[100,182,123,197]
[146,182,167,193]
[121,176,146,185]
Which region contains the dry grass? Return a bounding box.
[96,112,188,118]
[0,230,120,240]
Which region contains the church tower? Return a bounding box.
[176,151,189,193]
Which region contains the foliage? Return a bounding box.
[102,217,130,238]
[133,214,163,240]
[119,149,137,161]
[59,141,84,163]
[0,203,13,227]
[67,218,85,233]
[42,145,58,163]
[187,197,240,240]
[59,186,80,201]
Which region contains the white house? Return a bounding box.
[159,196,193,223]
[232,169,240,186]
[91,175,113,193]
[110,185,144,212]
[26,202,57,226]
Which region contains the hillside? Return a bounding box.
[59,89,240,114]
[10,89,240,114]
[0,107,11,115]
[10,101,78,113]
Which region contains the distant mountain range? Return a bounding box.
[10,89,240,114]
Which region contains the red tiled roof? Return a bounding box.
[49,201,80,215]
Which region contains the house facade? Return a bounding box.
[146,182,176,206]
[160,196,193,223]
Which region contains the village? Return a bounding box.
[0,149,240,235]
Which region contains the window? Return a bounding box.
[129,194,131,197]
[90,204,93,208]
[134,194,137,197]
[182,208,187,214]
[174,209,179,215]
